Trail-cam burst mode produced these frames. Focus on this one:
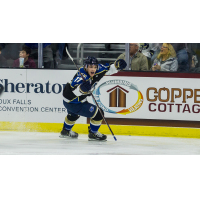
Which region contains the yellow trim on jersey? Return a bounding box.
[90,119,103,125]
[70,83,79,88]
[65,116,76,125]
[114,60,119,69]
[95,69,108,76]
[91,107,98,118]
[68,96,79,103]
[70,83,75,88]
[79,87,89,95]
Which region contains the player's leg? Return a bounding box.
[67,102,107,141]
[60,101,81,138]
[74,102,107,141]
[88,107,107,141]
[61,101,107,140]
[76,103,107,141]
[60,112,79,138]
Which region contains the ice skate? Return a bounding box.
[88,127,107,141]
[59,126,78,138]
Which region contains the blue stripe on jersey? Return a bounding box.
[64,121,74,131]
[90,122,101,133]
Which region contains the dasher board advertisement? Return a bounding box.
[88,75,200,122]
[0,69,200,123]
[0,69,86,124]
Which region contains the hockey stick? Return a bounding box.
[66,47,117,141]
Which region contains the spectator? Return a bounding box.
[25,43,54,68]
[171,43,189,72]
[0,43,24,60]
[51,43,68,68]
[151,43,178,72]
[0,46,7,67]
[189,54,200,73]
[117,43,148,71]
[140,43,160,69]
[13,45,37,68]
[150,43,162,64]
[187,43,200,73]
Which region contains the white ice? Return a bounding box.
[0,131,200,155]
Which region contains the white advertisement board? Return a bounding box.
[88,75,200,121]
[0,69,200,123]
[0,69,86,124]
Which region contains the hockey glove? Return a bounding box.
[80,81,91,93]
[0,84,4,96]
[115,59,127,70]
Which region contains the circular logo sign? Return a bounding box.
[93,79,143,115]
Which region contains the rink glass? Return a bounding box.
[0,43,199,73]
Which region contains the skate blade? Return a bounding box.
[88,138,107,142]
[59,135,78,139]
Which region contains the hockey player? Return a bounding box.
[61,56,127,141]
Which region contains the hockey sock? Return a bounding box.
[90,119,103,133]
[64,116,76,131]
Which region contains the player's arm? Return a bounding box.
[63,70,92,103]
[70,72,91,96]
[105,59,127,75]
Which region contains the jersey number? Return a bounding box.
[74,77,82,83]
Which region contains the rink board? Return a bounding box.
[0,121,200,138]
[0,68,200,138]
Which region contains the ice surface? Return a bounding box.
[0,131,200,155]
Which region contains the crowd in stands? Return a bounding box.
[118,43,199,73]
[0,43,200,73]
[0,43,65,69]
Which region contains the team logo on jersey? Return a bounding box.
[92,79,143,115]
[89,106,94,112]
